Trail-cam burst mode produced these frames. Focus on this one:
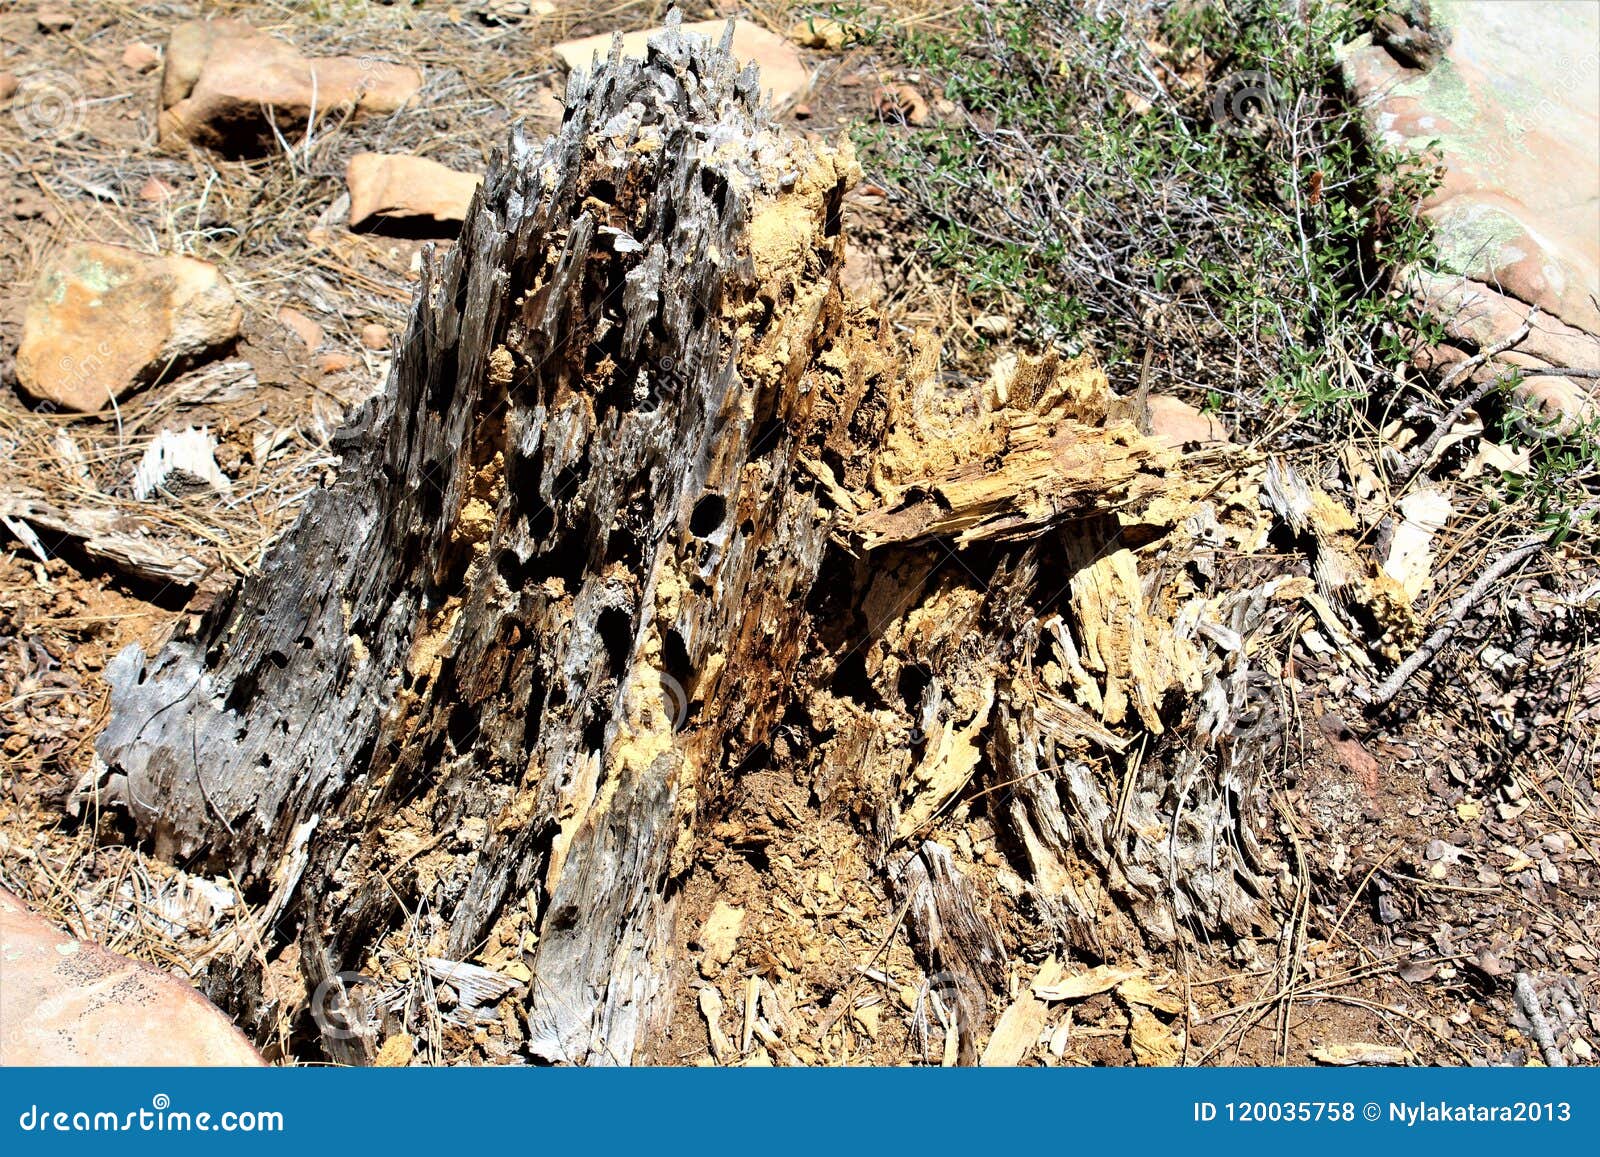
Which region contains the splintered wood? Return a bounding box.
[0,487,207,585]
[1261,457,1420,660]
[92,18,1434,1067]
[98,18,877,1065]
[850,350,1176,548]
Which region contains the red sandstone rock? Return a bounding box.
[1146,394,1231,449]
[0,888,262,1065]
[345,153,480,233]
[16,243,241,412]
[160,20,422,155]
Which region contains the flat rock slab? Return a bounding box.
[0,889,262,1065]
[1342,0,1600,417]
[553,18,809,107]
[1344,0,1599,332]
[161,19,423,155]
[16,242,241,413]
[1145,394,1231,450]
[346,152,481,233]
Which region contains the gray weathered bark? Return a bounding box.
[96,19,869,1064]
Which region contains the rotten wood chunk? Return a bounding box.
[850,351,1176,549]
[892,841,1006,1066]
[1261,456,1418,659]
[0,487,206,586]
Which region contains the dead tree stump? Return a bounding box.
[96,19,1279,1066]
[98,20,880,1064]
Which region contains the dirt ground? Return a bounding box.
[1,1,1596,1068]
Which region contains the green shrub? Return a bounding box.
[836,0,1444,441]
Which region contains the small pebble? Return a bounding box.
[277,306,324,353]
[138,176,176,202]
[122,42,161,73]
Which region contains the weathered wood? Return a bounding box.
[850,350,1175,549]
[96,18,874,1064]
[94,19,1286,1068]
[0,487,206,586]
[1261,456,1418,660]
[891,840,1005,1065]
[852,418,1171,549]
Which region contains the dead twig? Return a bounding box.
[1403,363,1600,485]
[1369,500,1600,710]
[1399,310,1534,482]
[1513,973,1567,1067]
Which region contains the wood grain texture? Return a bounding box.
[95,19,1280,1068]
[98,18,871,1064]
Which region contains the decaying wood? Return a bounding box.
[1261,456,1417,659]
[979,956,1063,1066]
[95,19,1292,1066]
[98,19,873,1064]
[850,350,1175,549]
[890,840,1006,1065]
[851,419,1170,548]
[0,487,206,585]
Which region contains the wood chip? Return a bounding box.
[741,974,759,1054]
[422,958,519,1008]
[1033,963,1139,1001]
[1116,974,1183,1015]
[698,985,734,1065]
[1310,1042,1411,1066]
[981,957,1063,1066]
[1383,487,1453,600]
[695,901,745,978]
[133,427,232,501]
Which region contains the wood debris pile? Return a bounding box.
[84,18,1461,1065]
